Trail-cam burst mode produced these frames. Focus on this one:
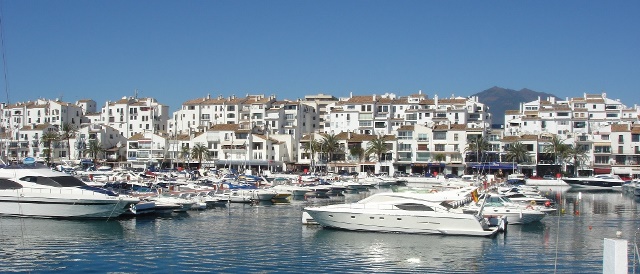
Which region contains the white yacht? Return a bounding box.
[460,194,549,224]
[0,161,139,218]
[304,191,505,237]
[562,174,625,190]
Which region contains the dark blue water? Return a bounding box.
[1,188,639,273]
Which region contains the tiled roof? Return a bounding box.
[611,124,630,132]
[209,124,240,131]
[20,123,52,131]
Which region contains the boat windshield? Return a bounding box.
[20,175,88,188]
[0,178,23,189]
[395,203,435,211]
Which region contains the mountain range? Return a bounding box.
[470,86,560,126]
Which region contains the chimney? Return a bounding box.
[373,94,376,101]
[207,93,210,99]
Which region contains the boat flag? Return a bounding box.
[471,189,479,203]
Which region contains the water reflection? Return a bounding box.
[0,218,125,273]
[303,226,495,272]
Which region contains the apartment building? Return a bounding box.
[100,96,169,138]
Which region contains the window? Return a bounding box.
[398,144,411,151]
[619,135,624,143]
[594,146,611,153]
[434,144,445,151]
[417,144,429,151]
[595,156,609,164]
[619,146,624,154]
[418,134,428,141]
[633,134,640,142]
[359,121,372,127]
[433,132,446,140]
[454,133,459,141]
[602,135,609,141]
[285,114,294,120]
[398,131,413,140]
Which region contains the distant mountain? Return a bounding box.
[471,86,561,126]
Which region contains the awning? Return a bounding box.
[471,163,516,170]
[411,163,445,167]
[612,167,633,175]
[215,160,282,166]
[594,168,611,174]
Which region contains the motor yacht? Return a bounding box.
[0,161,139,218]
[304,190,505,237]
[562,174,625,190]
[460,194,549,224]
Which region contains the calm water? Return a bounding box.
[1,188,639,273]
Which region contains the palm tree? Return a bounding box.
[543,135,570,173]
[349,145,365,162]
[302,139,321,171]
[59,122,78,160]
[41,130,59,166]
[84,140,105,165]
[320,133,340,168]
[434,153,446,162]
[465,136,491,162]
[565,145,588,177]
[365,136,389,162]
[180,145,191,169]
[505,142,530,164]
[190,142,209,169]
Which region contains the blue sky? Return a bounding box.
[1,1,639,113]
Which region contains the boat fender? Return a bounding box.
[544,201,551,207]
[530,200,536,206]
[430,189,438,193]
[526,205,534,210]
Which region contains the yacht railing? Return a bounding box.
[9,187,118,197]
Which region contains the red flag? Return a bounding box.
[471,189,479,203]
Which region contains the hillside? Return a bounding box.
[471,86,561,126]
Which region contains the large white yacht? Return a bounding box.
[562,174,625,190]
[0,160,139,218]
[304,190,505,237]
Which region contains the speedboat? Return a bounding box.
[0,161,139,218]
[303,191,505,237]
[562,174,625,190]
[460,194,549,224]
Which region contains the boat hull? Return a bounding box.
[0,195,137,218]
[304,207,500,237]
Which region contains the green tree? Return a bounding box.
[40,130,59,165]
[365,136,389,162]
[542,135,570,173]
[302,139,322,171]
[84,140,105,165]
[505,142,530,164]
[190,142,209,169]
[349,144,365,162]
[180,144,191,169]
[565,144,588,177]
[465,136,491,162]
[320,133,341,168]
[59,122,78,160]
[434,153,446,162]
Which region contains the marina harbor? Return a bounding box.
[1,158,639,272]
